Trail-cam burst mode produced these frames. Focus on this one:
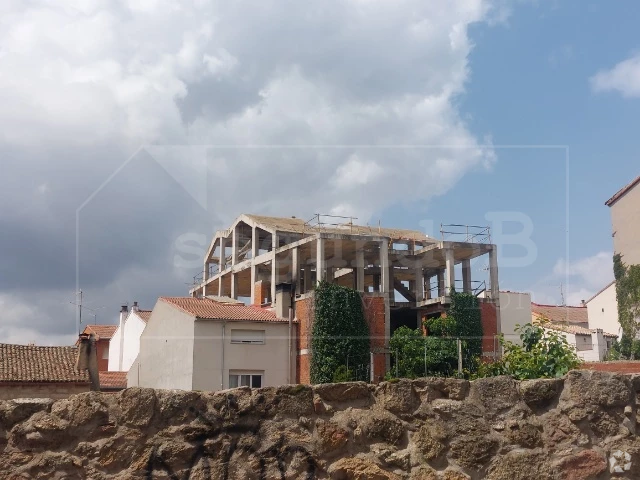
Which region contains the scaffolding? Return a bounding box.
[440,223,491,244]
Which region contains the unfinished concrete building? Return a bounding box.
[190,214,500,382]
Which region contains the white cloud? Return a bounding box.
[530,251,614,306]
[590,54,640,98]
[0,0,504,344]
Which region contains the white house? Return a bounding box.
[108,302,152,372]
[585,281,621,340]
[128,296,295,391]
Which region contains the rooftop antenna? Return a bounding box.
[560,283,565,306]
[70,291,106,331]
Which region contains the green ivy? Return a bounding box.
[310,282,370,384]
[445,291,483,371]
[614,254,640,358]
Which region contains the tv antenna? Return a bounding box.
[70,290,106,332]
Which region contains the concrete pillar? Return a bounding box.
[219,237,227,271]
[292,247,300,294]
[250,263,257,304]
[380,240,389,294]
[316,237,326,284]
[271,252,277,305]
[437,270,445,297]
[251,226,258,259]
[462,259,472,293]
[218,274,223,297]
[230,272,237,299]
[425,274,432,300]
[489,246,499,299]
[414,267,424,302]
[356,247,365,293]
[444,246,455,296]
[231,226,238,266]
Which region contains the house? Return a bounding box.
[585,281,621,339]
[0,343,90,400]
[128,296,296,391]
[108,302,152,372]
[80,324,117,371]
[531,302,617,361]
[606,174,640,266]
[189,214,501,381]
[479,290,532,346]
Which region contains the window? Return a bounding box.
[102,347,109,360]
[230,329,265,345]
[229,372,263,388]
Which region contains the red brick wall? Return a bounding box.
[96,339,110,372]
[362,295,387,382]
[479,300,498,359]
[294,293,388,384]
[253,281,269,306]
[580,362,640,374]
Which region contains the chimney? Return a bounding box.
[119,305,128,371]
[76,333,100,391]
[275,283,292,319]
[581,300,586,307]
[132,301,139,312]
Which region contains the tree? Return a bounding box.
[310,282,370,384]
[478,323,581,380]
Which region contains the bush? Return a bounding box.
[477,323,581,380]
[332,365,354,383]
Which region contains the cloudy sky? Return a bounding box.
[0,0,638,345]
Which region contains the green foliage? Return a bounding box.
[446,291,483,371]
[477,324,581,380]
[310,282,370,384]
[332,365,354,383]
[614,254,640,347]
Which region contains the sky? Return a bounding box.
[0,0,639,345]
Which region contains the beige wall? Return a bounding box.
[192,320,294,391]
[610,182,640,266]
[130,300,195,390]
[0,383,89,400]
[495,291,532,345]
[586,282,621,339]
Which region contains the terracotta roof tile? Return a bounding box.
[535,320,617,338]
[82,325,118,340]
[605,175,640,207]
[0,344,89,383]
[160,297,288,322]
[99,371,127,390]
[135,310,152,323]
[531,303,588,325]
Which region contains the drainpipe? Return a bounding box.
[221,321,226,390]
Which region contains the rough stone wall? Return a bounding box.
[0,383,89,401]
[2,370,640,479]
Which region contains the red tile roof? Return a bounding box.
[159,297,288,322]
[531,303,588,325]
[537,321,617,338]
[605,175,640,207]
[134,310,152,323]
[99,371,127,390]
[0,344,89,383]
[82,325,118,340]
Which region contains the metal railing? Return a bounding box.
[440,223,491,244]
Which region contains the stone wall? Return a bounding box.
[2,370,640,479]
[0,383,89,401]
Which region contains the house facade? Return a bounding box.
[606,175,640,266]
[128,297,295,391]
[108,302,151,372]
[585,281,621,339]
[531,303,617,361]
[0,343,90,400]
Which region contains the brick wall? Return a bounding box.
[580,361,640,374]
[96,339,109,372]
[253,281,269,306]
[362,294,387,382]
[295,293,388,384]
[0,383,90,400]
[479,299,499,359]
